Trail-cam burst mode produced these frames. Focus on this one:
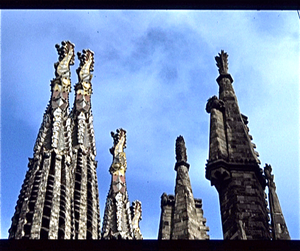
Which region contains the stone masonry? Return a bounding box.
[205,50,279,240]
[101,129,143,240]
[9,41,76,239]
[70,49,101,239]
[9,44,290,241]
[158,136,209,240]
[9,41,101,239]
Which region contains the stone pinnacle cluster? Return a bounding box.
[9,43,290,240]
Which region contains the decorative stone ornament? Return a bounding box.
[102,129,143,240]
[215,50,229,75]
[9,41,101,240]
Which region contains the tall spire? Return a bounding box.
[102,129,143,240]
[9,41,75,239]
[264,164,290,240]
[158,136,209,240]
[70,49,101,239]
[205,51,270,240]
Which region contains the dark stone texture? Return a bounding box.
[158,137,209,240]
[205,51,278,240]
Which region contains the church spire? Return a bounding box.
[9,41,75,239]
[264,164,290,240]
[102,129,143,240]
[70,49,101,239]
[158,136,209,240]
[205,51,270,240]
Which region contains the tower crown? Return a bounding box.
[109,128,127,174]
[215,50,229,75]
[75,49,94,95]
[175,135,187,163]
[53,41,75,92]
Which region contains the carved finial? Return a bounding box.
[206,96,225,113]
[54,41,75,78]
[215,50,229,75]
[110,129,127,154]
[131,200,143,239]
[264,164,275,188]
[76,49,94,95]
[176,135,187,163]
[109,128,127,174]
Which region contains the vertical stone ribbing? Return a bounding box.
[31,154,52,239]
[70,49,101,239]
[206,50,271,240]
[48,155,62,239]
[12,161,38,238]
[78,153,88,239]
[9,41,75,239]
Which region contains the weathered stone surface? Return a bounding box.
[102,129,143,240]
[9,41,75,240]
[158,136,209,240]
[264,164,290,240]
[205,50,288,240]
[9,43,101,240]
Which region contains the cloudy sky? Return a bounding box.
[1,10,299,239]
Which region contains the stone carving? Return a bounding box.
[51,108,62,149]
[9,42,101,240]
[264,164,275,188]
[175,136,187,163]
[206,95,225,113]
[109,129,127,174]
[215,50,229,75]
[102,128,143,240]
[77,112,86,145]
[131,200,143,239]
[115,192,124,233]
[76,49,94,95]
[54,41,75,80]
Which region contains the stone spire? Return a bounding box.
[264,164,290,240]
[70,49,101,239]
[9,41,75,239]
[102,129,143,240]
[158,136,209,240]
[205,51,270,240]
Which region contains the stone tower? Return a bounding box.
[101,129,143,240]
[70,49,101,239]
[158,136,209,240]
[205,50,271,240]
[8,41,101,239]
[9,41,75,239]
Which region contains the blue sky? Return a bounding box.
[1,10,299,239]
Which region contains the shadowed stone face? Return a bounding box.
[205,51,275,240]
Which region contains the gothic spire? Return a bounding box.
[264,164,290,240]
[158,136,209,240]
[206,50,261,184]
[9,41,75,239]
[70,49,100,239]
[102,129,142,240]
[205,51,270,240]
